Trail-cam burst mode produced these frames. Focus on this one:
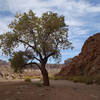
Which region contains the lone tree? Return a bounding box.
[0,10,72,86]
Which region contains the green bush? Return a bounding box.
[9,51,27,73]
[72,76,80,83]
[24,78,31,82]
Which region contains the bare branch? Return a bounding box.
[25,46,29,52]
[24,62,41,70]
[45,52,56,59]
[18,39,33,48]
[33,56,41,62]
[18,39,43,60]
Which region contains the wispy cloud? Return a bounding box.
[0,17,13,34]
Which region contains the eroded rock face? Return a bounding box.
[59,33,100,76]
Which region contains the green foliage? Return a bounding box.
[9,50,35,72]
[0,32,18,55]
[0,10,72,85]
[9,51,27,73]
[24,78,32,82]
[0,10,71,62]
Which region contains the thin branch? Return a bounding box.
[25,46,29,52]
[24,62,41,70]
[18,39,33,48]
[18,39,43,60]
[33,56,41,62]
[24,46,41,62]
[46,52,56,59]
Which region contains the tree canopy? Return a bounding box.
[0,10,72,85]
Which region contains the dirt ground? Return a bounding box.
[0,80,100,100]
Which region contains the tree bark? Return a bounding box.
[41,66,49,86]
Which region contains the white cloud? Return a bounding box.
[0,17,13,34]
[87,4,100,13]
[71,27,89,35]
[0,0,8,12]
[0,0,100,27]
[0,0,99,39]
[66,20,84,26]
[1,0,99,15]
[6,0,50,15]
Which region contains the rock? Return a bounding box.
[59,33,100,76]
[64,58,72,64]
[0,72,3,78]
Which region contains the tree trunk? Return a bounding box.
[41,67,49,86]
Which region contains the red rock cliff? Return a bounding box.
[59,33,100,76]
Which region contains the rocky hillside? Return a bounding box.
[0,59,63,79]
[59,33,100,76]
[0,60,10,74]
[0,59,9,67]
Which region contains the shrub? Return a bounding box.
[24,78,31,82]
[72,76,80,83]
[9,51,27,73]
[53,75,95,84]
[51,76,67,80]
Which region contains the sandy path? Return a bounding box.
[0,80,100,100]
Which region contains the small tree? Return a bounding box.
[9,51,25,73]
[0,10,72,86]
[9,51,27,73]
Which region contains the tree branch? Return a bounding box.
[45,52,56,59]
[18,39,33,48]
[25,46,29,52]
[33,56,41,62]
[18,39,43,61]
[24,62,41,70]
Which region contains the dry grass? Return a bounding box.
[52,75,100,85]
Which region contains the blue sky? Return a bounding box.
[0,0,100,63]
